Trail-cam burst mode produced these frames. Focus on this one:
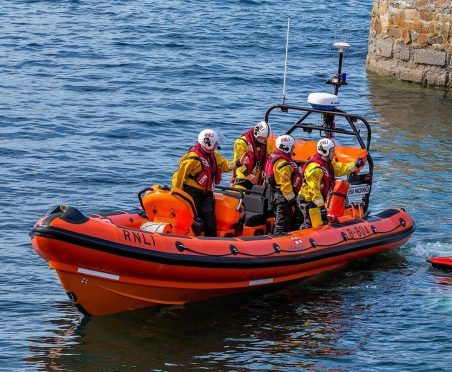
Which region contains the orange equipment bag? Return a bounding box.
[141,185,197,235]
[327,180,350,218]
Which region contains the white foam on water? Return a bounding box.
[411,241,452,259]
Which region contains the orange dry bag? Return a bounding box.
[327,180,350,217]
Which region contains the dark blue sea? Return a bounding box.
[1,1,451,370]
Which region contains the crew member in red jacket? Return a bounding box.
[172,129,234,236]
[266,134,302,234]
[231,121,271,190]
[298,138,365,228]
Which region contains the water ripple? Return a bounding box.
[0,0,450,370]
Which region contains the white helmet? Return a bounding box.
[276,134,295,154]
[198,129,220,151]
[253,121,270,141]
[317,138,335,159]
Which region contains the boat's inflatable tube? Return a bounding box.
[31,205,415,315]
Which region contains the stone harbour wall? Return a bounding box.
[367,0,451,89]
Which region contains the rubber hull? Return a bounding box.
[31,207,415,315]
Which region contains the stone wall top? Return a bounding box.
[367,0,451,89]
[370,0,451,52]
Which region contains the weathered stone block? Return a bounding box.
[367,39,377,55]
[394,43,411,61]
[378,5,387,17]
[376,37,393,57]
[388,0,403,10]
[414,48,447,65]
[445,43,452,54]
[392,0,416,8]
[389,13,403,28]
[366,57,397,77]
[403,8,418,21]
[410,30,419,43]
[428,36,444,45]
[388,27,402,39]
[380,14,390,34]
[435,0,451,9]
[425,68,448,86]
[419,33,430,45]
[373,18,382,34]
[400,19,421,34]
[420,11,435,22]
[368,0,451,89]
[401,28,411,42]
[420,22,435,34]
[399,66,424,83]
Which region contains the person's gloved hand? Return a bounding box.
[355,157,365,168]
[319,205,328,223]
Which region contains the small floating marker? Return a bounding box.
[273,243,281,253]
[399,218,406,227]
[230,245,238,255]
[309,238,317,248]
[427,257,452,271]
[341,232,348,241]
[371,225,377,234]
[175,241,185,252]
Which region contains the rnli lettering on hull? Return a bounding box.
[122,229,155,247]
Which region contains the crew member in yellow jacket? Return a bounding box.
[298,138,365,228]
[171,129,235,237]
[231,121,271,190]
[265,134,303,234]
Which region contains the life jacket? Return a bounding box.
[187,143,222,191]
[232,130,267,187]
[241,129,267,174]
[302,152,335,200]
[265,150,302,193]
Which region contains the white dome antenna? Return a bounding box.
[307,92,339,110]
[333,41,350,53]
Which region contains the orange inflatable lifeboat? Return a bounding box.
[31,196,414,316]
[31,102,415,316]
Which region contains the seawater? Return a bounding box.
[1,1,451,370]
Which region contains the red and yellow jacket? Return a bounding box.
[266,150,302,202]
[232,129,272,188]
[300,152,356,207]
[172,143,233,192]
